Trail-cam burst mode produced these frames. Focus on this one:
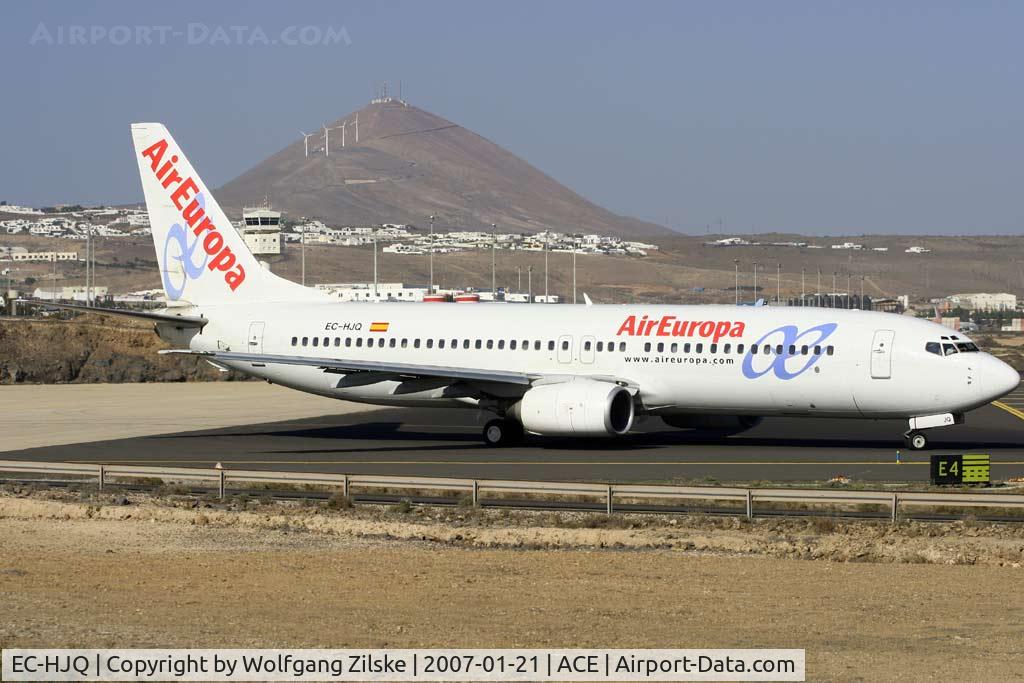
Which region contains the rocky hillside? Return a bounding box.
[0,317,247,384]
[216,99,670,237]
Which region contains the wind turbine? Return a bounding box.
[299,131,314,158]
[353,113,359,143]
[322,124,330,157]
[339,120,347,148]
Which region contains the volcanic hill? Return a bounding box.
[215,99,670,236]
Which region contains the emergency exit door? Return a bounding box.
[870,329,895,379]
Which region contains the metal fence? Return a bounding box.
[2,458,1024,522]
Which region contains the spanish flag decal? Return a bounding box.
[369,322,390,332]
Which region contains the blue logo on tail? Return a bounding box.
[160,193,208,300]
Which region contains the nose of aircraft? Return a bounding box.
[981,354,1020,402]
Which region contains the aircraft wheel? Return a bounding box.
[905,431,928,450]
[483,419,525,447]
[483,419,509,447]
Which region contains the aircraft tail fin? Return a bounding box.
[130,123,325,305]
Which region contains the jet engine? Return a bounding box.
[510,379,634,437]
[661,414,763,435]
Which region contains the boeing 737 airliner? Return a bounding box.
[42,123,1021,450]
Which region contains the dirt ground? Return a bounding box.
[2,491,1023,681]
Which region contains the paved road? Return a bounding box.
[7,386,1024,483]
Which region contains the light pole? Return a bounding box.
[801,268,805,306]
[816,268,822,307]
[527,265,533,303]
[372,228,378,299]
[733,259,739,305]
[516,266,521,293]
[544,235,549,302]
[776,262,781,304]
[752,261,758,302]
[832,271,837,308]
[490,223,497,298]
[846,272,851,309]
[428,214,435,293]
[571,235,578,304]
[860,275,865,310]
[300,226,306,286]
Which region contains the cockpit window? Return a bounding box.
[942,343,957,355]
[925,342,941,356]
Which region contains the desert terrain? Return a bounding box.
[1,489,1022,681]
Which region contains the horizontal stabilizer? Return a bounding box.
[20,300,208,328]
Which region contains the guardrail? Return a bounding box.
[2,459,1024,522]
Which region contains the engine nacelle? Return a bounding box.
[661,414,763,434]
[511,379,635,437]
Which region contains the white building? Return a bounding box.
[314,282,428,302]
[946,293,1017,312]
[32,285,108,302]
[905,246,931,254]
[10,251,78,262]
[239,207,282,255]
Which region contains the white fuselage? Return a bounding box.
[163,301,1018,421]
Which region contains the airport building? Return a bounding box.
[7,251,79,262]
[944,292,1017,312]
[314,282,428,302]
[238,207,282,256]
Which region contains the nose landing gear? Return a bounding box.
[904,430,928,450]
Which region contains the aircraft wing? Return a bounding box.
[160,349,535,385]
[19,300,208,328]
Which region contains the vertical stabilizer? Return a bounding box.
[131,122,325,305]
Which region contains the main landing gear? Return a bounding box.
[482,418,524,447]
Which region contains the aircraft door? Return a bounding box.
[870,329,894,379]
[248,321,266,355]
[581,336,596,364]
[557,335,573,364]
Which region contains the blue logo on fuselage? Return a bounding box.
[741,322,838,380]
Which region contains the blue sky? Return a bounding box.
[2,1,1022,234]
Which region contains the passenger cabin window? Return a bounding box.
[595,341,602,352]
[584,341,592,351]
[414,339,421,348]
[312,337,319,347]
[291,336,297,346]
[656,342,664,352]
[561,340,570,351]
[548,341,555,351]
[826,345,835,356]
[644,342,652,352]
[475,340,482,349]
[356,338,363,347]
[301,337,308,346]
